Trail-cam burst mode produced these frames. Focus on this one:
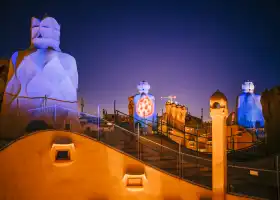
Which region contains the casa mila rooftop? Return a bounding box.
[0,16,280,200]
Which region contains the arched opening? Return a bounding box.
[213,102,221,109]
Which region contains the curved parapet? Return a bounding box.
[0,130,252,200]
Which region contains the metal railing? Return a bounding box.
[115,110,213,153]
[114,110,263,155]
[0,98,278,200]
[228,160,280,200]
[82,111,213,189]
[76,110,280,199]
[76,110,280,200]
[3,92,78,103]
[1,101,212,188]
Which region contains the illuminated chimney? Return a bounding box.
[242,81,255,93]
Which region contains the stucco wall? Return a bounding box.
[0,130,251,200]
[226,125,255,150]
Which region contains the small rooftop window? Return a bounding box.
[51,143,75,166]
[127,177,143,187]
[213,102,221,109]
[55,150,70,161]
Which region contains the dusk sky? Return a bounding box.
[1,0,280,120]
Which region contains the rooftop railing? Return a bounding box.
[115,110,264,155]
[0,95,278,199]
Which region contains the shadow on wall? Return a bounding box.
[52,135,72,144]
[125,164,145,175]
[199,197,212,200]
[261,86,280,154]
[0,59,9,112]
[25,120,53,133]
[163,197,212,200]
[163,197,183,200]
[88,196,108,200]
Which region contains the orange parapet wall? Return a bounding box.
[0,130,252,200]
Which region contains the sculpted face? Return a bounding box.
[137,81,150,94]
[31,17,61,51]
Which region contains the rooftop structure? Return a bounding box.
[242,81,255,93]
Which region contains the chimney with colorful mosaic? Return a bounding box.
[130,81,157,128]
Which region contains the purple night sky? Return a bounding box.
[1,0,280,120]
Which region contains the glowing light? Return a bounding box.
[122,174,147,192]
[133,81,157,127]
[136,95,154,118]
[242,81,255,93]
[250,170,259,176]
